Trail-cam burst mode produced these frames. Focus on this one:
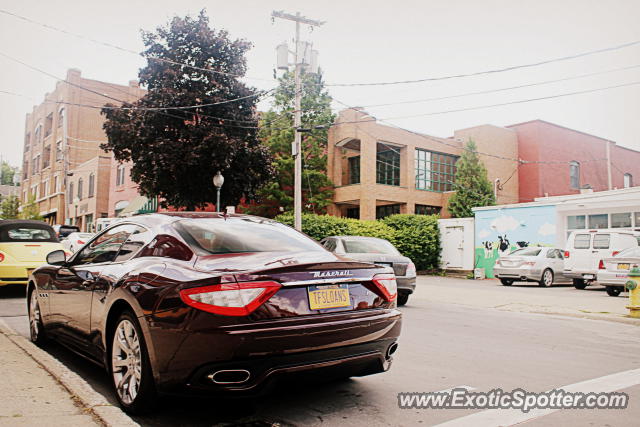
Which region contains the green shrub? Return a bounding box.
[382,214,440,270]
[274,212,441,271]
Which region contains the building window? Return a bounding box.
[23,161,29,179]
[569,161,580,189]
[68,182,74,203]
[415,204,441,215]
[40,182,46,198]
[376,144,400,186]
[114,200,129,217]
[55,140,63,161]
[24,133,30,152]
[376,204,401,219]
[88,173,95,198]
[44,113,53,138]
[52,176,58,194]
[611,212,632,228]
[42,145,51,169]
[348,156,360,185]
[57,108,64,127]
[624,173,633,188]
[32,155,40,175]
[588,214,608,229]
[85,214,94,233]
[116,165,126,186]
[77,178,83,200]
[415,148,458,192]
[346,207,360,219]
[567,215,586,229]
[34,125,42,146]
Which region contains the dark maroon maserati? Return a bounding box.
[27,213,402,413]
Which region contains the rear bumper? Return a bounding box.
[596,271,629,287]
[493,267,541,281]
[0,264,39,286]
[397,276,416,293]
[563,271,596,280]
[147,308,402,395]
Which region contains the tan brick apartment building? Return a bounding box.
[327,109,519,219]
[20,69,144,228]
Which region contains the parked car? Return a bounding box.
[493,246,569,286]
[320,236,416,306]
[61,232,94,253]
[27,213,402,414]
[597,246,640,296]
[52,224,80,240]
[564,230,640,289]
[0,220,65,287]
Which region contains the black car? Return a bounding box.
[28,213,402,413]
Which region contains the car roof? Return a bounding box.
[119,212,272,228]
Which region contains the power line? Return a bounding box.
[0,8,275,84]
[357,64,640,108]
[326,39,640,87]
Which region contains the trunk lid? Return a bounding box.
[0,242,64,263]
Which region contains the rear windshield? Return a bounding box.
[58,226,80,237]
[509,247,541,257]
[4,227,55,242]
[342,239,400,255]
[174,218,323,255]
[574,234,591,249]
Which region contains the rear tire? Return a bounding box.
[109,311,156,415]
[28,288,47,346]
[606,286,622,297]
[397,292,409,306]
[539,269,554,287]
[573,279,587,290]
[500,279,514,286]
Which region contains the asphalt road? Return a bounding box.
[1,278,639,426]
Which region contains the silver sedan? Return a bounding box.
[493,247,570,287]
[597,246,640,297]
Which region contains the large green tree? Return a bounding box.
[246,70,335,217]
[101,11,273,210]
[0,195,20,219]
[1,161,16,185]
[447,139,495,218]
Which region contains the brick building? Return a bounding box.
[326,109,519,220]
[20,69,144,226]
[508,120,640,202]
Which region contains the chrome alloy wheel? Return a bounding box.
[111,319,142,405]
[29,291,40,341]
[543,269,553,286]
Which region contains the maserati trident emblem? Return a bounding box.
[312,270,352,278]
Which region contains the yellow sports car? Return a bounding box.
[0,220,65,286]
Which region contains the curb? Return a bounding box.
[0,319,138,427]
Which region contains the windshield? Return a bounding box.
[4,227,55,242]
[175,218,324,255]
[342,238,400,255]
[508,247,542,257]
[615,247,640,258]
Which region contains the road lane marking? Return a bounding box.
[434,368,640,427]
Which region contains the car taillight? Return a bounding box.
[612,251,620,257]
[372,273,397,302]
[564,251,570,258]
[179,281,281,316]
[598,260,605,270]
[77,240,85,245]
[406,262,416,276]
[0,253,4,262]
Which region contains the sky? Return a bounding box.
[1,0,639,167]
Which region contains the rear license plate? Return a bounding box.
[618,263,630,270]
[308,284,351,310]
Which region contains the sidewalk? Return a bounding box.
[415,275,640,325]
[0,320,137,427]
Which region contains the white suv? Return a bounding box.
[564,230,640,289]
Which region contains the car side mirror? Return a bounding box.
[47,250,67,266]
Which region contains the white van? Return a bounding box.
[564,230,640,289]
[95,217,121,233]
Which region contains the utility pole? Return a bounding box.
[272,10,324,231]
[606,140,612,190]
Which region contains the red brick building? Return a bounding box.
[508,120,640,203]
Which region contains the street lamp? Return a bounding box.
[73,197,80,228]
[213,171,224,213]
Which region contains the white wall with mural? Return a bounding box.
[474,205,557,278]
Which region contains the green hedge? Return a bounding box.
[275,213,440,270]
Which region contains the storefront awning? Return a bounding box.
[117,196,158,217]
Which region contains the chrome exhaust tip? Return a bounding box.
[208,369,251,384]
[386,342,399,360]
